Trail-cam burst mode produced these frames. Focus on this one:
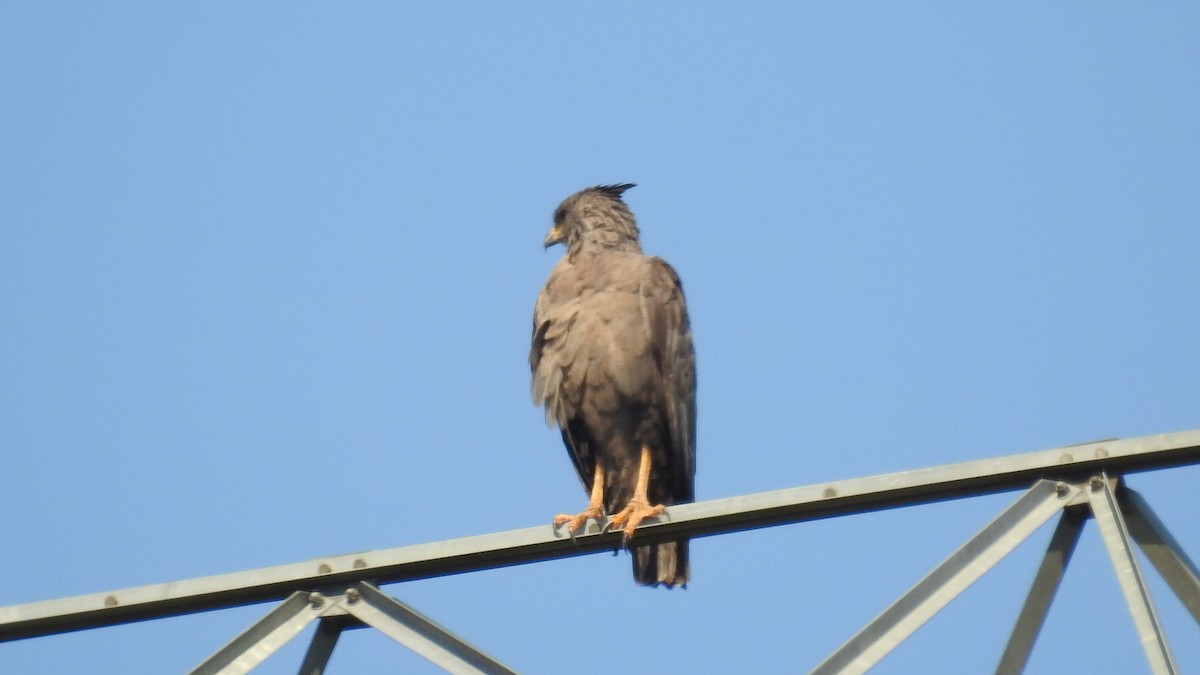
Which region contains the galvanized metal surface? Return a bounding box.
[1088,473,1179,675]
[189,584,515,675]
[189,592,324,675]
[810,479,1078,675]
[341,582,517,675]
[994,508,1085,675]
[3,429,1198,643]
[1123,489,1200,626]
[297,616,346,675]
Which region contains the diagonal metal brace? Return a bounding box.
[297,615,349,675]
[1087,473,1179,675]
[189,584,515,675]
[1121,488,1200,627]
[994,506,1086,675]
[341,582,517,675]
[812,479,1079,675]
[190,591,330,675]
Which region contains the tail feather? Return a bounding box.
[632,539,689,588]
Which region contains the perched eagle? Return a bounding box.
[530,184,696,587]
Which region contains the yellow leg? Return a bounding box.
[608,445,665,539]
[554,462,606,533]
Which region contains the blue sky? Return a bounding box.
[2,3,1198,673]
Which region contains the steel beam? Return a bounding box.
[1122,489,1200,626]
[811,479,1078,675]
[192,584,515,675]
[297,616,347,675]
[189,592,325,675]
[2,429,1198,642]
[342,583,517,675]
[994,507,1085,675]
[1087,473,1178,675]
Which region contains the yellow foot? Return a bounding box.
[553,505,605,534]
[608,498,664,539]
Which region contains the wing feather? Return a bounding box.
[641,257,696,501]
[531,261,596,490]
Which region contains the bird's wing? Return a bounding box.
[641,256,697,501]
[530,259,595,488]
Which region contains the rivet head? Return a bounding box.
[1095,447,1109,459]
[318,563,332,574]
[353,558,367,569]
[308,592,325,609]
[345,588,362,605]
[104,595,118,608]
[1054,481,1069,497]
[1089,476,1104,491]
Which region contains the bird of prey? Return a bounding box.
[530,184,696,587]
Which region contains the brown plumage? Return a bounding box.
[530,184,696,587]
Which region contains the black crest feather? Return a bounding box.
[592,183,636,201]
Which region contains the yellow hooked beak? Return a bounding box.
[543,224,565,249]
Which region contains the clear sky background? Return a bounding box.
[2,3,1198,674]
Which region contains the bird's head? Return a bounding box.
[544,183,641,254]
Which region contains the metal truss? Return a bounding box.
[2,430,1199,673]
[190,582,515,675]
[813,474,1199,675]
